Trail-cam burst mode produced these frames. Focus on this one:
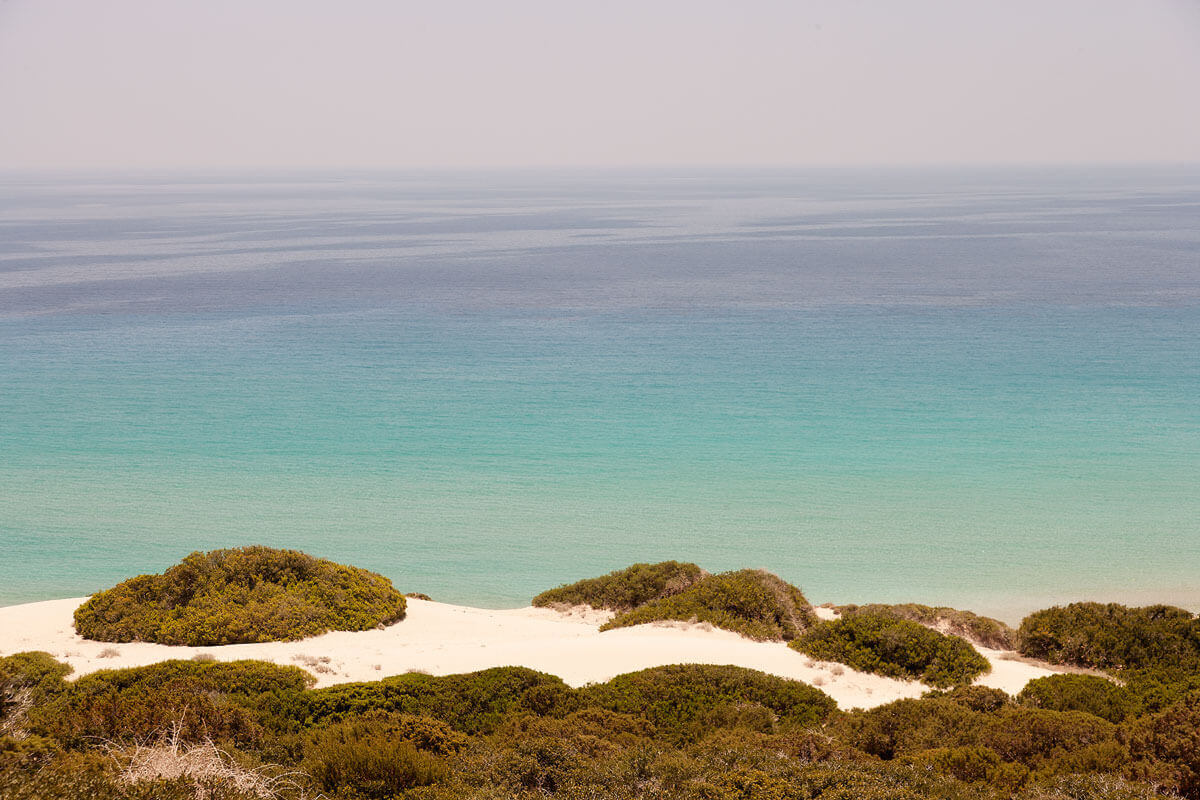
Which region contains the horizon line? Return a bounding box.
[3,159,1200,177]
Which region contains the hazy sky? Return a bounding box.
[2,0,1199,169]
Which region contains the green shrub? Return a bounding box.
[0,733,60,771]
[1,652,72,732]
[578,664,836,742]
[305,666,575,733]
[696,760,976,800]
[74,546,407,646]
[930,684,1012,713]
[791,613,990,687]
[303,714,449,798]
[839,603,1016,649]
[0,750,123,800]
[905,745,1019,787]
[36,683,264,749]
[67,658,314,696]
[978,707,1118,768]
[532,561,705,610]
[832,697,983,760]
[1119,667,1200,714]
[326,710,468,756]
[444,717,653,797]
[497,707,656,757]
[0,652,72,696]
[1124,693,1200,799]
[1017,602,1200,671]
[1017,674,1137,723]
[31,660,312,748]
[600,569,816,641]
[835,696,1123,776]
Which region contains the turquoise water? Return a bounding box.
[2,168,1198,621]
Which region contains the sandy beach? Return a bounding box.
[0,596,1069,710]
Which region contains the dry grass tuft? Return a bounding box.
[291,654,334,674]
[0,686,33,738]
[97,647,121,658]
[110,723,307,799]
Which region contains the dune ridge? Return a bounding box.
[0,596,1068,710]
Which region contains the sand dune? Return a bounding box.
[0,596,1068,710]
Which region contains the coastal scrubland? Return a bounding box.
[837,602,1017,649]
[6,555,1200,798]
[5,649,1200,799]
[538,563,983,681]
[790,611,991,687]
[536,562,817,641]
[532,561,706,611]
[73,547,407,646]
[598,568,817,641]
[1017,602,1200,672]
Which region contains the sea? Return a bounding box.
[1,166,1198,623]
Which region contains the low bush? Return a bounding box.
[0,750,140,800]
[1124,693,1200,799]
[838,603,1016,649]
[1119,667,1200,714]
[499,708,656,754]
[305,666,575,733]
[905,745,1023,788]
[74,546,408,646]
[67,659,314,697]
[30,660,312,748]
[930,685,1012,713]
[1017,674,1138,723]
[303,714,450,798]
[790,612,990,687]
[1016,602,1200,672]
[532,561,705,611]
[578,664,836,742]
[978,707,1118,768]
[600,569,816,641]
[836,696,1124,778]
[7,649,1200,800]
[1,652,72,734]
[832,697,983,760]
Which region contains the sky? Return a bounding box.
[1,0,1199,169]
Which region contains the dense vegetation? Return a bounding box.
[1017,602,1200,672]
[577,664,837,740]
[838,602,1017,649]
[12,560,1200,799]
[791,611,991,687]
[8,646,1200,799]
[74,547,408,646]
[1016,674,1138,724]
[532,561,705,611]
[598,569,817,641]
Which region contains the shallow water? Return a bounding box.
[2,167,1198,621]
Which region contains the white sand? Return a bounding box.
[0,597,1069,711]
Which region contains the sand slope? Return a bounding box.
[0,597,1067,710]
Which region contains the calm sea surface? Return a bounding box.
[1,167,1197,621]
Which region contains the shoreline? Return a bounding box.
[0,596,1073,710]
[9,579,1200,630]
